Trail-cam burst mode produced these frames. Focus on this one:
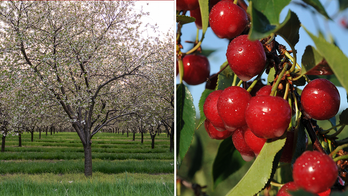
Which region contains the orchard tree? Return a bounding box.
[177,0,348,195]
[0,1,173,177]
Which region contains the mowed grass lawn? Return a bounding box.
[0,132,174,196]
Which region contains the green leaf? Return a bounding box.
[226,138,286,196]
[198,89,214,128]
[200,49,217,57]
[339,0,348,11]
[187,135,204,179]
[212,136,246,189]
[249,3,301,51]
[275,10,301,49]
[267,67,276,84]
[303,27,348,92]
[274,163,293,185]
[248,2,276,40]
[198,0,209,34]
[303,0,331,20]
[177,15,195,25]
[176,84,196,166]
[307,75,342,87]
[216,61,237,90]
[339,108,348,125]
[301,45,333,75]
[250,0,291,25]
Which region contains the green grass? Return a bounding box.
[0,159,174,174]
[0,173,174,196]
[1,132,174,195]
[0,151,172,160]
[3,146,168,153]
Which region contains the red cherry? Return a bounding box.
[301,78,340,120]
[182,54,210,85]
[243,127,266,156]
[203,90,226,132]
[317,189,331,196]
[190,0,222,29]
[204,119,232,140]
[176,0,199,11]
[209,1,248,39]
[217,86,251,132]
[205,73,218,90]
[276,182,299,196]
[226,35,267,81]
[232,127,255,161]
[245,95,291,139]
[190,7,202,29]
[293,151,338,194]
[255,85,284,97]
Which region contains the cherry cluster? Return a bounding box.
[178,0,343,194]
[203,83,296,162]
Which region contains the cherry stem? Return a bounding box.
[265,33,275,45]
[283,49,300,73]
[236,79,243,87]
[233,0,238,4]
[186,41,202,55]
[333,154,348,162]
[271,63,288,97]
[283,82,290,100]
[246,72,263,92]
[330,143,348,158]
[321,123,343,135]
[178,59,184,84]
[288,98,293,130]
[292,92,299,123]
[270,181,284,188]
[232,73,237,86]
[327,124,346,139]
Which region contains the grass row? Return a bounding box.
[3,146,168,153]
[0,159,174,174]
[0,173,174,196]
[0,151,172,160]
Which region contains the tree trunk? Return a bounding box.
[83,142,93,177]
[171,122,174,152]
[133,132,135,141]
[31,131,34,142]
[170,132,174,152]
[151,134,155,149]
[18,133,22,147]
[1,135,5,152]
[141,131,144,143]
[127,130,129,137]
[39,128,41,139]
[50,127,53,135]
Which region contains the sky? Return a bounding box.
[177,0,348,117]
[133,1,175,39]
